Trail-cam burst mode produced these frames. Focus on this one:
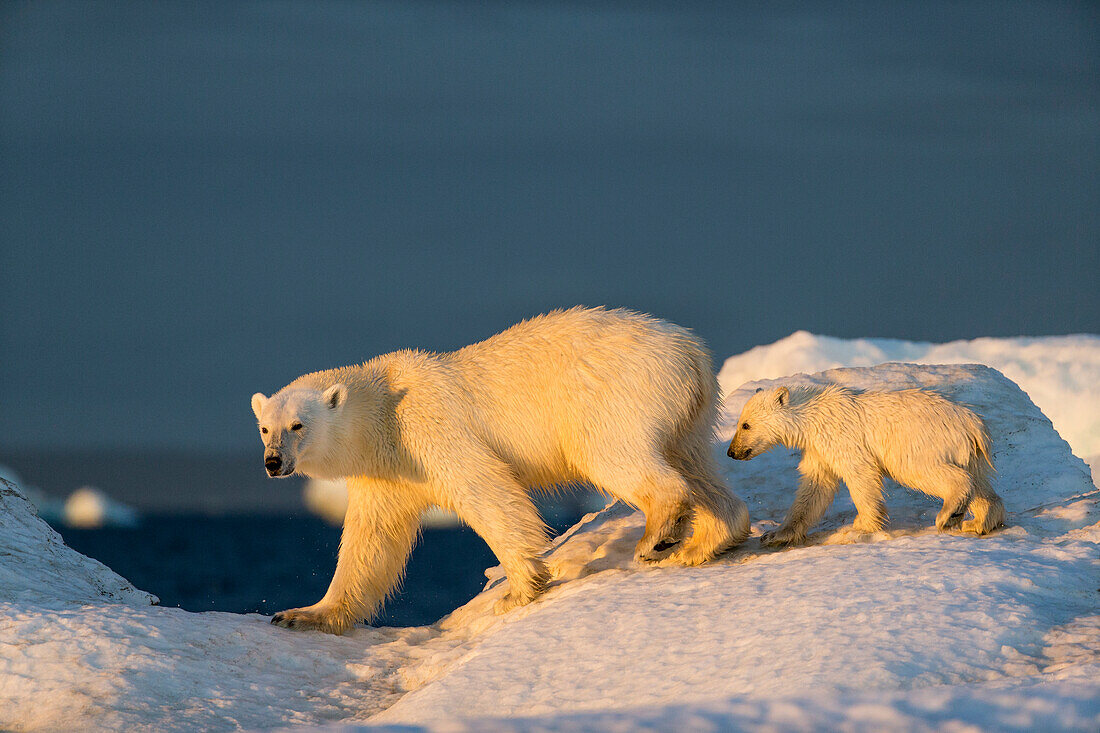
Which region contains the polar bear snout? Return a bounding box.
[264,451,293,477]
[728,444,752,460]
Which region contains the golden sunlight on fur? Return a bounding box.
[729,384,1004,546]
[251,307,750,633]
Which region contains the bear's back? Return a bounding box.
[436,307,713,479]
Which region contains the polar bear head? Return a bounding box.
[727,386,789,460]
[251,384,347,478]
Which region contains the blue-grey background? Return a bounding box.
[1,0,1098,626]
[2,1,1098,507]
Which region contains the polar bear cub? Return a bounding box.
[728,384,1004,546]
[251,307,750,633]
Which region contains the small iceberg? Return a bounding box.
[62,486,140,529]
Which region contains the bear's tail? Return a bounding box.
[971,416,995,471]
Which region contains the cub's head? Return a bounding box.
[727,386,789,460]
[250,383,347,478]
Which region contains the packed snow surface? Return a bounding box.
[1,363,1098,732]
[717,332,1100,465]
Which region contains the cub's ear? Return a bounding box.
[251,393,268,420]
[774,386,790,407]
[322,383,347,410]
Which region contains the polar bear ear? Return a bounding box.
[774,386,789,407]
[251,393,268,420]
[322,383,347,410]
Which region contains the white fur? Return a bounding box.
[728,384,1004,546]
[252,307,750,633]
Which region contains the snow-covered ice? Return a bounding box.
[0,478,153,608]
[1,362,1097,732]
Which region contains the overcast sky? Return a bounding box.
[2,1,1098,452]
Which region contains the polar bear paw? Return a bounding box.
[760,526,806,548]
[634,536,684,564]
[271,605,347,634]
[493,565,550,614]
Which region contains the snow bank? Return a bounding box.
[1,363,1097,732]
[0,477,153,607]
[717,332,1100,464]
[364,365,1098,729]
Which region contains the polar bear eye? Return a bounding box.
[741,422,750,430]
[290,422,303,431]
[260,427,268,434]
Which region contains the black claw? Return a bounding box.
[652,538,681,553]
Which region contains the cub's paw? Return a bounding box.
[271,606,345,634]
[760,527,805,548]
[635,536,683,564]
[935,510,966,532]
[851,517,887,534]
[960,518,1001,536]
[656,541,712,567]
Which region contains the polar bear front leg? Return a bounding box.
[761,459,840,547]
[272,476,423,634]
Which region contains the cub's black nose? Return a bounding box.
[727,446,736,458]
[265,455,282,473]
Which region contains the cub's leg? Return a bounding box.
[961,470,1005,535]
[272,476,422,634]
[442,457,551,614]
[910,464,973,531]
[762,457,840,547]
[845,466,888,534]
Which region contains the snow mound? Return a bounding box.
[363,364,1099,728]
[719,363,1098,539]
[1,364,1097,732]
[0,477,155,607]
[717,332,1100,463]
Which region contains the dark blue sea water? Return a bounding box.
[54,516,498,627]
[52,511,587,628]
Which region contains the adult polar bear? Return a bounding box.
[251,307,750,634]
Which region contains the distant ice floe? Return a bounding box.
[62,486,140,529]
[718,332,1100,469]
[304,477,462,527]
[302,478,351,525]
[0,362,1096,732]
[0,466,140,529]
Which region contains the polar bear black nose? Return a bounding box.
[265,454,283,473]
